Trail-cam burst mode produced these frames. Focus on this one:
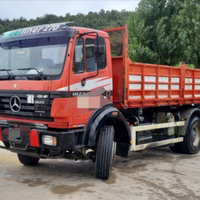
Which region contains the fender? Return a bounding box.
[180,107,200,136]
[84,106,131,147]
[82,103,113,145]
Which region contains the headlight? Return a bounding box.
[42,135,57,146]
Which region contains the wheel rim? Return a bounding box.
[191,125,200,147]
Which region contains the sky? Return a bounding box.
[0,0,140,20]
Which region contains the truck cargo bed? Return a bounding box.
[103,25,200,109]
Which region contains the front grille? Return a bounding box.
[0,91,53,121]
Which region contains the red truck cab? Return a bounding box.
[0,23,127,179]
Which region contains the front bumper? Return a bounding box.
[0,125,83,152]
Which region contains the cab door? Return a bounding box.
[69,35,106,96]
[68,35,112,127]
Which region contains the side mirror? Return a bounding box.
[94,37,105,63]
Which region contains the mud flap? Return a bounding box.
[116,143,130,158]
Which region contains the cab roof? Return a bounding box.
[72,26,109,38]
[0,22,69,38]
[0,22,109,41]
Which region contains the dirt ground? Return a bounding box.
[0,142,200,200]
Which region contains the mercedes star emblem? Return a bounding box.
[10,96,21,112]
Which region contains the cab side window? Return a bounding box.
[86,39,96,72]
[73,36,106,74]
[73,37,84,74]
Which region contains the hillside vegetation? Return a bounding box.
[0,9,131,33]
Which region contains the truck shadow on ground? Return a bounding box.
[2,147,199,183]
[11,147,199,180]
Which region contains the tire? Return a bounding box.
[17,154,40,166]
[170,116,200,154]
[183,116,200,154]
[95,125,114,180]
[169,143,183,153]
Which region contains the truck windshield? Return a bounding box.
[0,36,68,79]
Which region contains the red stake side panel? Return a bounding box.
[127,61,183,108]
[120,59,200,109]
[116,57,200,109]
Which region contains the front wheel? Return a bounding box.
[17,154,40,166]
[95,125,114,180]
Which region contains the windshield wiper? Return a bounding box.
[17,68,46,80]
[0,69,15,80]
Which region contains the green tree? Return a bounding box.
[174,0,200,68]
[0,10,132,35]
[128,0,182,66]
[0,10,131,59]
[128,0,200,68]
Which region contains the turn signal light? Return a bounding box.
[112,111,118,116]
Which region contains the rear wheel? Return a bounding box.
[95,125,114,180]
[170,116,200,154]
[183,117,200,154]
[169,143,183,153]
[17,154,40,166]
